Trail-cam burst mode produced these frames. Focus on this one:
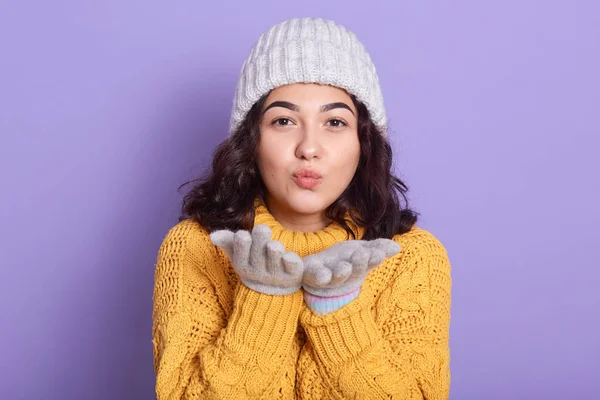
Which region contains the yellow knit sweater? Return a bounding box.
[152,201,452,399]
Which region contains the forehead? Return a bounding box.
[263,83,354,109]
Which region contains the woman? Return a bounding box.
[152,17,451,399]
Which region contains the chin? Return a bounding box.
[285,191,333,215]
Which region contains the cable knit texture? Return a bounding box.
[152,199,452,399]
[229,17,387,135]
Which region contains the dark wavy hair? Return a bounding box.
[178,91,419,240]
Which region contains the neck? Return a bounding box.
[264,195,331,232]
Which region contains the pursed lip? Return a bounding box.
[292,168,323,189]
[292,168,323,179]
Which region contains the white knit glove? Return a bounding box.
[303,239,401,298]
[210,224,304,295]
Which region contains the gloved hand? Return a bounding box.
[210,224,304,295]
[302,239,401,300]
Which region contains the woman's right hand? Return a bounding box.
[210,224,304,295]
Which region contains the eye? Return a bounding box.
[326,118,348,128]
[271,118,294,126]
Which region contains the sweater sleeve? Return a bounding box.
[152,220,303,399]
[298,232,452,399]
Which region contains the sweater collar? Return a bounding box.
[253,197,364,257]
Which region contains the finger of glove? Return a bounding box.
[366,239,401,271]
[325,258,352,286]
[366,239,401,258]
[266,240,285,274]
[249,224,272,268]
[331,240,363,261]
[282,252,304,278]
[366,248,387,270]
[232,230,252,270]
[304,261,332,287]
[350,247,371,275]
[210,230,235,260]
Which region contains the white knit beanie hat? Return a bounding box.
[229,17,387,135]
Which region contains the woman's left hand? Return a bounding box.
[302,239,401,297]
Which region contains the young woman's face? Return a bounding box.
[257,83,360,221]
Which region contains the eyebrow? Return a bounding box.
[263,101,355,116]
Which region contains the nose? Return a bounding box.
[295,125,323,160]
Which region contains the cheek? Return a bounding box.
[335,138,361,174]
[350,141,361,168]
[257,139,289,182]
[257,150,274,180]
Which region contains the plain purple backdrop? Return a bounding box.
[1,1,598,399]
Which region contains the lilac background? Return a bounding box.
[1,1,598,399]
